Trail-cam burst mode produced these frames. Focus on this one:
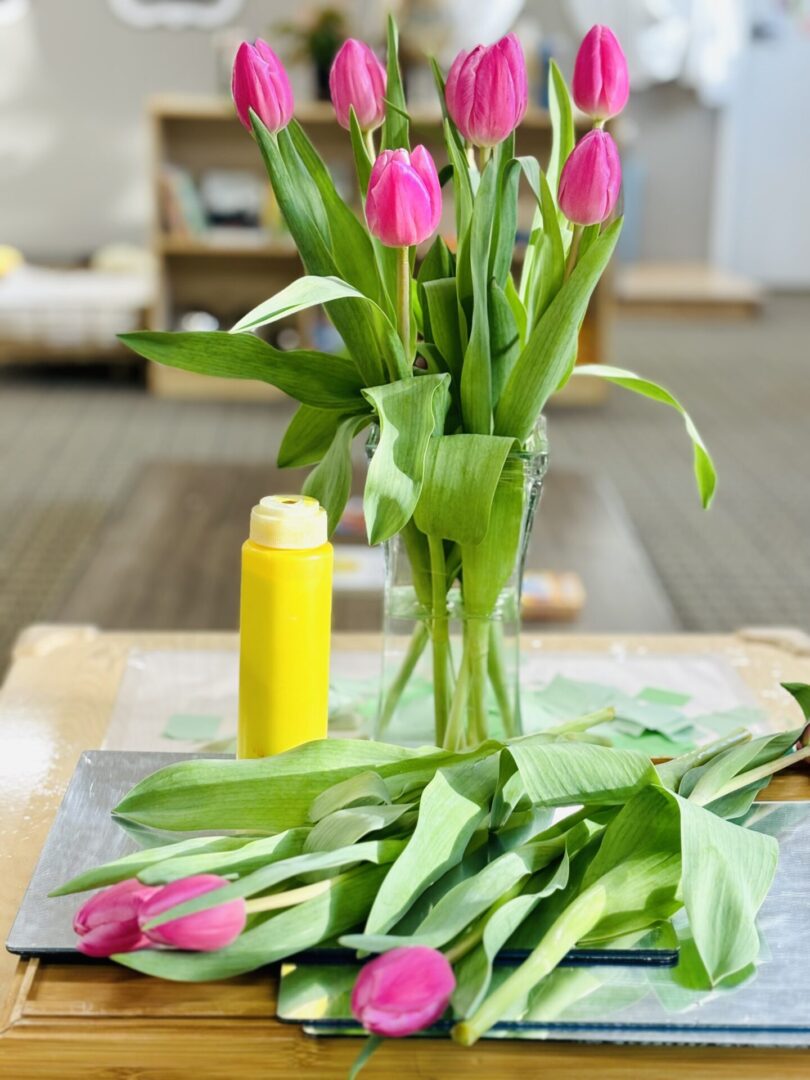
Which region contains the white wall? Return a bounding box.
[0,0,371,260]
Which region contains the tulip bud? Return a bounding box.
[572,25,630,121]
[351,946,456,1037]
[232,39,294,134]
[445,34,528,148]
[558,129,622,226]
[138,874,247,952]
[329,39,387,133]
[365,146,442,248]
[73,878,159,958]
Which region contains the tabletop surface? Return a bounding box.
[1,624,809,1078]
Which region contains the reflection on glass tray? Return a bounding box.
[278,802,810,1047]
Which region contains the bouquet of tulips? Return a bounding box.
[123,20,715,750]
[55,685,810,1072]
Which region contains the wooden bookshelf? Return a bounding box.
[147,95,608,403]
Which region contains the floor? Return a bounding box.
[1,295,808,669]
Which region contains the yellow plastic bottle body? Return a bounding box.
[238,538,333,758]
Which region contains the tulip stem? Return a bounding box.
[395,245,411,361]
[478,145,493,171]
[363,129,376,161]
[244,879,332,914]
[564,225,584,281]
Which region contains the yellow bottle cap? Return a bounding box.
[250,494,328,549]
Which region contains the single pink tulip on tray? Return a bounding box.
[351,946,457,1037]
[138,874,247,951]
[73,878,159,957]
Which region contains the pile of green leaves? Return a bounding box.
[54,685,810,1045]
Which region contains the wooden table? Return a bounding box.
[2,625,809,1079]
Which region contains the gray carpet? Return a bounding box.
[0,295,808,667]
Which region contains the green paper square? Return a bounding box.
[637,686,691,707]
[163,713,222,741]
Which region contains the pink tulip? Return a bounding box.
[351,946,456,1037]
[445,34,528,147]
[558,129,622,226]
[232,39,294,133]
[329,39,387,133]
[73,878,159,958]
[365,146,442,248]
[138,874,246,951]
[572,25,629,121]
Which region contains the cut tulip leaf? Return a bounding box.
[304,804,412,854]
[113,739,421,833]
[137,829,309,886]
[119,331,365,410]
[508,739,659,808]
[571,364,717,508]
[677,794,778,984]
[362,758,498,935]
[362,374,451,545]
[49,836,254,897]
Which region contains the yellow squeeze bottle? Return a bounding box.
[238,495,333,758]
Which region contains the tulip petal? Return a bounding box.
[351,946,456,1038]
[138,874,246,953]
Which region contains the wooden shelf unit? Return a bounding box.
[148,95,608,403]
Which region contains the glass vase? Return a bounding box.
[369,421,549,750]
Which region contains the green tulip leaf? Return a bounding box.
[547,59,576,211]
[49,836,255,897]
[250,115,406,385]
[112,739,421,833]
[494,218,622,441]
[413,433,514,544]
[230,275,382,335]
[677,794,778,984]
[361,756,498,935]
[508,739,659,808]
[422,277,465,381]
[460,156,499,434]
[119,331,364,410]
[381,14,409,151]
[571,364,717,508]
[362,374,451,545]
[782,681,810,720]
[278,404,369,469]
[301,414,367,536]
[136,829,309,886]
[286,121,389,313]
